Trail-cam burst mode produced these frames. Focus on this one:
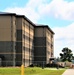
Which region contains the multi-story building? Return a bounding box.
[0,12,54,67]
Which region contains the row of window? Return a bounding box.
[47,41,53,48]
[25,25,34,31]
[23,31,34,37]
[47,51,50,55]
[23,35,34,42]
[23,20,34,28]
[23,47,34,52]
[47,30,53,38]
[23,58,34,63]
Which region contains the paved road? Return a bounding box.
[62,69,74,75]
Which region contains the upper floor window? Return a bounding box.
[48,41,50,46]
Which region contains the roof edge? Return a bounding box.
[35,25,55,34]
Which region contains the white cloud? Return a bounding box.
[38,0,74,20]
[26,0,47,9]
[4,0,74,23]
[53,23,74,57]
[4,0,49,23]
[4,0,45,23]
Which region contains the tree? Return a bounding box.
[60,47,74,62]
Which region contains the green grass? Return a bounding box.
[0,67,65,75]
[25,67,65,75]
[0,67,21,75]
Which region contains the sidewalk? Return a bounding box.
[62,69,74,75]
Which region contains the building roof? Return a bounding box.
[0,12,16,15]
[35,25,55,34]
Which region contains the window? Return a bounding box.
[51,44,53,49]
[47,51,50,55]
[25,47,29,52]
[47,41,50,46]
[25,59,29,63]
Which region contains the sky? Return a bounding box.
[0,0,74,57]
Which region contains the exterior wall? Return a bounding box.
[29,24,34,65]
[16,17,34,67]
[46,28,54,64]
[16,17,22,66]
[24,20,30,67]
[34,27,46,66]
[34,26,54,66]
[0,15,16,66]
[24,20,34,67]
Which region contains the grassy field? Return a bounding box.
[0,67,65,75]
[25,67,65,75]
[0,67,20,75]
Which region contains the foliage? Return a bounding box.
[60,47,74,62]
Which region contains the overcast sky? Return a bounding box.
[0,0,74,57]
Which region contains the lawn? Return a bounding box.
[25,67,65,75]
[0,67,21,75]
[0,67,65,75]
